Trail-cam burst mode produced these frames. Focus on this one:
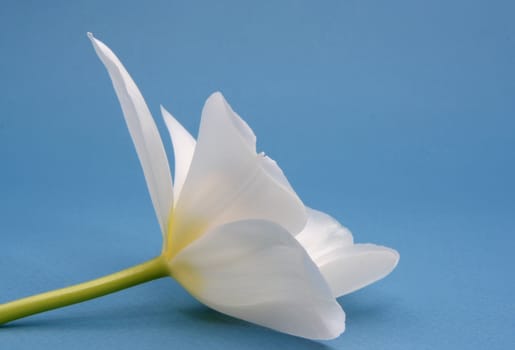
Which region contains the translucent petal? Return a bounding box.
[296,208,399,297]
[169,219,345,340]
[318,244,399,297]
[168,92,306,256]
[88,33,173,235]
[161,106,195,205]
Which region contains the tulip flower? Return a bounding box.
[0,33,398,340]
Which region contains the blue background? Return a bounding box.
[1,1,514,349]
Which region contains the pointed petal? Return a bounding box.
[170,219,345,340]
[168,92,306,255]
[88,33,173,234]
[161,106,196,204]
[297,208,399,297]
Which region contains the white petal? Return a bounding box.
[160,106,195,204]
[296,208,399,297]
[167,92,306,256]
[319,244,399,297]
[88,33,173,235]
[169,219,345,340]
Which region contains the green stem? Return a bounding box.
[0,255,169,325]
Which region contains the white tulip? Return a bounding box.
[0,34,398,341]
[159,101,399,301]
